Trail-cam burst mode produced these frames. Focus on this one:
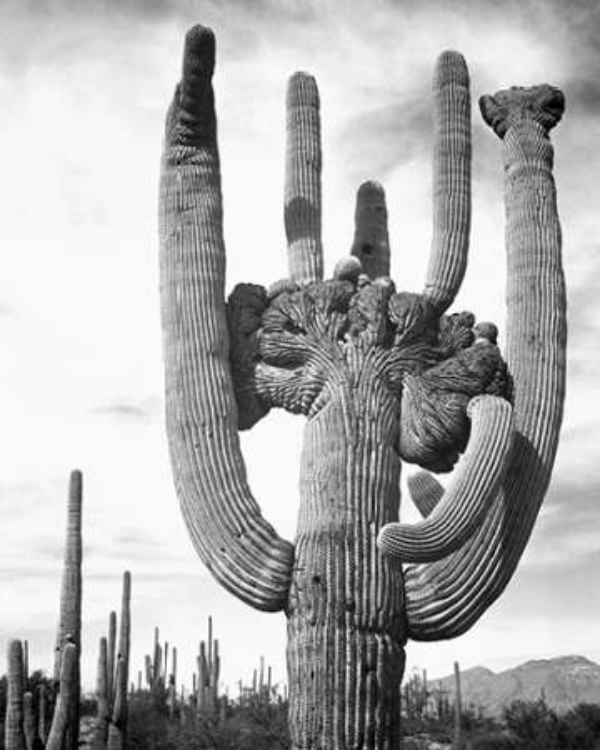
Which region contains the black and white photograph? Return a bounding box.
[0,1,599,747]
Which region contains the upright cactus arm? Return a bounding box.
[378,395,513,563]
[423,51,471,313]
[160,25,294,612]
[404,85,566,639]
[285,72,323,283]
[350,181,390,279]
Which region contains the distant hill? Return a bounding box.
[437,655,600,716]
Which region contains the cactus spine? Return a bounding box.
[160,25,566,748]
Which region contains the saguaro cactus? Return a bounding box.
[93,571,132,750]
[159,26,566,748]
[53,470,82,750]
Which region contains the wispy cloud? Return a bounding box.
[94,398,160,422]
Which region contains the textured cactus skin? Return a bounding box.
[5,640,26,750]
[53,470,82,750]
[160,26,566,748]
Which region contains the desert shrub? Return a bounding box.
[504,698,560,749]
[556,703,600,749]
[126,694,289,749]
[469,729,520,749]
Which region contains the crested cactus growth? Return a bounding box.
[160,25,566,747]
[53,470,82,750]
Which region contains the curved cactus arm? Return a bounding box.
[160,26,294,612]
[350,180,390,278]
[408,471,444,518]
[378,396,513,563]
[423,51,471,313]
[285,72,323,283]
[405,85,566,640]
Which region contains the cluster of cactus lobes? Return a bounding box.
[160,25,566,750]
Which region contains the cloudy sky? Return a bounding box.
[1,0,599,694]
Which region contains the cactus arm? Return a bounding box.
[160,25,294,612]
[46,643,78,750]
[5,640,26,750]
[405,86,566,639]
[408,471,444,518]
[423,51,471,313]
[378,396,513,562]
[285,72,323,283]
[350,181,390,279]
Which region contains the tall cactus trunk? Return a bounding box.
[287,388,405,749]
